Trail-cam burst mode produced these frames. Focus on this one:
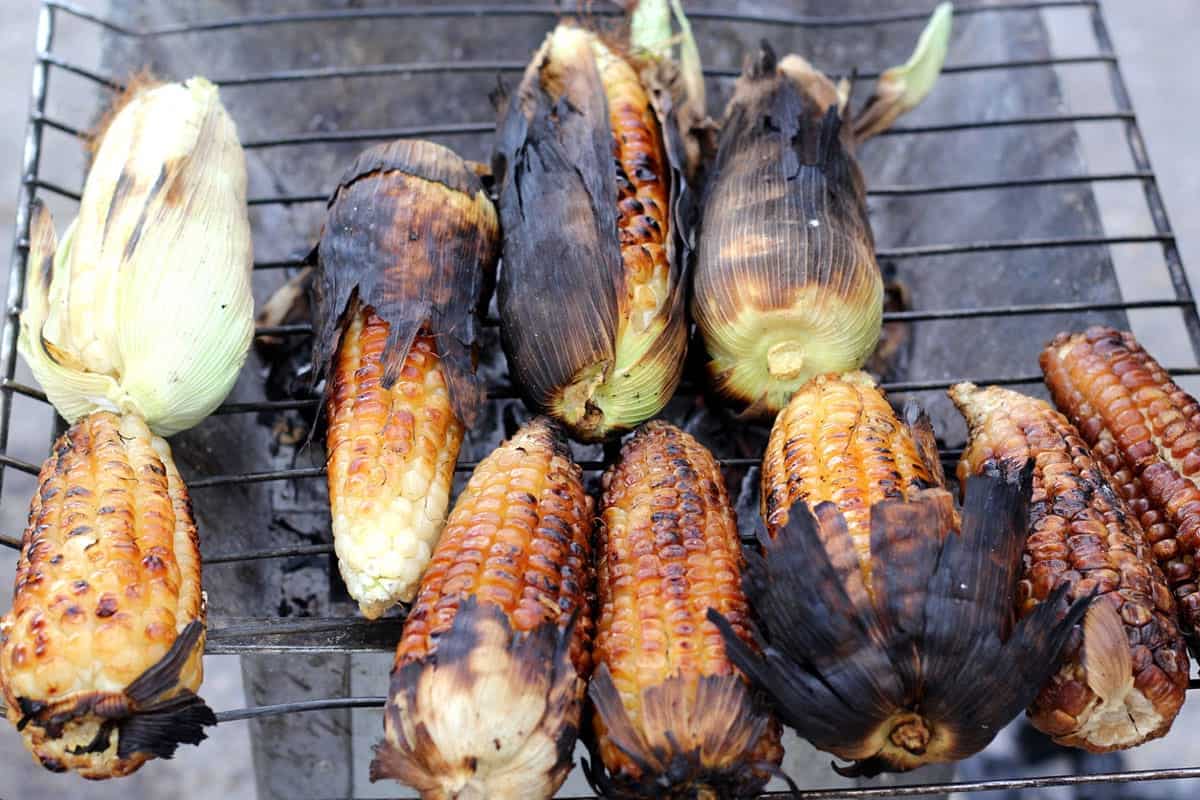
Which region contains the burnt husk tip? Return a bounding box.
[312,138,500,429]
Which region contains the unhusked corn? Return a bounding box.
[494,24,687,442]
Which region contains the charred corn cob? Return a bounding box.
[691,6,951,418]
[0,412,213,779]
[4,75,248,779]
[493,23,688,442]
[370,418,594,799]
[712,372,1088,776]
[951,382,1189,752]
[588,421,782,798]
[314,139,500,618]
[1042,326,1200,648]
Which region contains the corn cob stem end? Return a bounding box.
[373,598,585,799]
[704,301,883,417]
[585,664,780,798]
[3,621,214,779]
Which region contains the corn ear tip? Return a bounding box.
[86,69,166,154]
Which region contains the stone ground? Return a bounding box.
[1,1,1199,799]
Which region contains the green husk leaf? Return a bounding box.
[853,2,953,142]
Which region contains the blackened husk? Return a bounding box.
[712,465,1093,774]
[311,139,500,428]
[491,27,691,427]
[692,46,882,416]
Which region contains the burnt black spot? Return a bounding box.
[67,525,91,538]
[97,506,117,515]
[65,486,91,498]
[142,554,166,572]
[48,555,63,565]
[16,697,46,730]
[619,197,645,215]
[96,594,118,618]
[121,165,168,262]
[103,169,136,239]
[40,758,66,774]
[493,738,502,751]
[72,579,89,594]
[68,719,117,755]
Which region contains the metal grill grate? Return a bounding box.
[4,0,1200,796]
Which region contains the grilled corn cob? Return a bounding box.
[3,74,248,779]
[370,418,594,799]
[691,6,951,418]
[712,372,1088,775]
[0,412,213,779]
[1042,326,1200,648]
[493,23,689,442]
[951,382,1189,751]
[587,421,782,798]
[313,139,500,618]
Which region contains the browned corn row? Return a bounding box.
[951,382,1189,751]
[588,421,782,799]
[1042,326,1200,643]
[326,306,464,619]
[596,43,673,335]
[762,370,941,594]
[0,412,213,779]
[371,417,594,800]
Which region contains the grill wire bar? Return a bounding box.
[4,0,1200,796]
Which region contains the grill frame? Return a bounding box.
[3,0,1200,796]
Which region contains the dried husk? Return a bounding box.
[19,77,253,436]
[713,464,1093,775]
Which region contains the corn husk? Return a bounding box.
[691,4,951,418]
[493,23,691,443]
[19,77,253,436]
[854,2,953,142]
[692,46,882,418]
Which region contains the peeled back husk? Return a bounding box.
[493,24,691,442]
[19,77,253,436]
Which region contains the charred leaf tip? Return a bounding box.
[757,40,778,70]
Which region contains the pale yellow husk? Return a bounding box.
[19,77,253,436]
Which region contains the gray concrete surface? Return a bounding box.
[1,1,1199,799]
